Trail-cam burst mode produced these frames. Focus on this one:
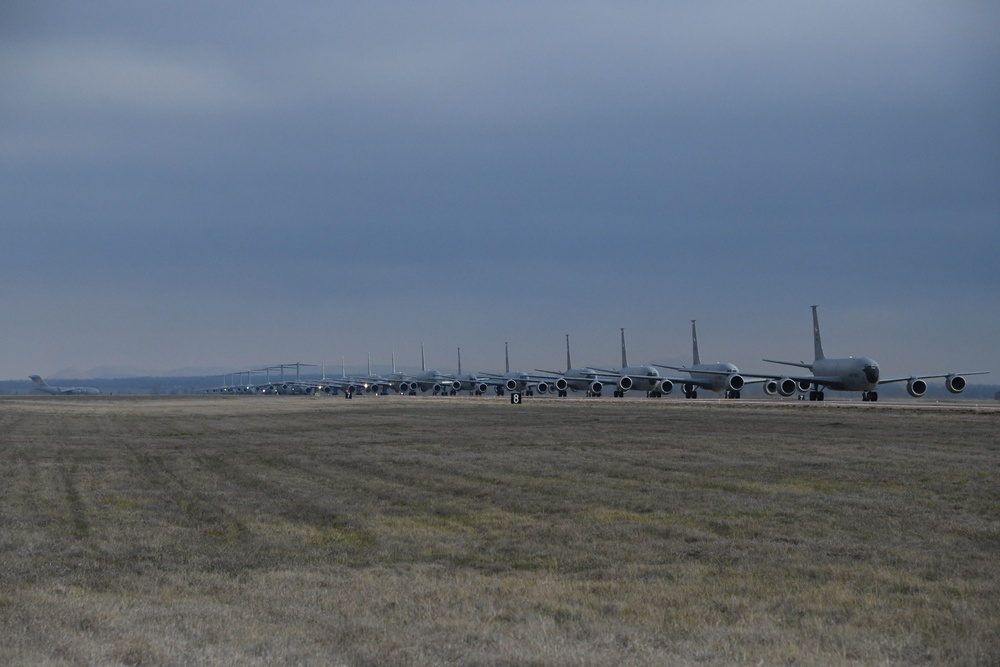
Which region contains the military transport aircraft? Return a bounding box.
[536,334,618,397]
[759,305,988,401]
[479,342,554,397]
[592,329,672,397]
[654,320,757,399]
[452,348,490,396]
[30,375,100,395]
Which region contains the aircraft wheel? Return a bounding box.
[870,391,877,402]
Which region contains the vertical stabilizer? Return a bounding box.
[565,334,572,372]
[691,320,701,366]
[421,344,426,372]
[391,349,396,375]
[620,328,629,368]
[811,305,825,360]
[457,348,462,375]
[504,342,510,373]
[367,353,371,377]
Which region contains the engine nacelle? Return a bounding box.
[681,382,696,395]
[906,377,928,398]
[449,380,462,392]
[398,381,411,394]
[777,377,797,397]
[505,379,520,391]
[535,382,549,394]
[589,381,603,395]
[945,374,967,394]
[554,377,569,392]
[618,376,633,392]
[726,374,745,392]
[475,382,488,394]
[763,379,778,396]
[797,379,812,393]
[658,379,674,395]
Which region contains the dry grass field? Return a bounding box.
[0,395,997,666]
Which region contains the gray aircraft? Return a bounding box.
[655,320,753,399]
[30,375,100,395]
[592,329,672,397]
[452,348,490,396]
[479,342,554,396]
[396,345,462,396]
[760,305,988,401]
[536,334,616,397]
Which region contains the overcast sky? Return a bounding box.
[2,1,998,381]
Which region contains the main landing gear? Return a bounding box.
[861,391,878,402]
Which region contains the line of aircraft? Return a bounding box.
[203,307,987,402]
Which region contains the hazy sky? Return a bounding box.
[2,1,998,380]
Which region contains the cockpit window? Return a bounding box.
[863,364,879,384]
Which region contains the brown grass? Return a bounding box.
[0,395,997,665]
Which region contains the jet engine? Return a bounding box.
[618,376,633,392]
[763,379,778,396]
[906,377,928,397]
[535,382,549,394]
[398,381,411,394]
[726,374,745,392]
[474,382,488,394]
[777,377,797,397]
[505,379,520,392]
[449,380,462,392]
[658,379,674,395]
[589,380,603,395]
[945,374,967,394]
[554,378,569,392]
[797,379,812,393]
[681,382,696,395]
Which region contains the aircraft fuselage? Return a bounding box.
[811,357,880,392]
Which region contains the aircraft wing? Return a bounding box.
[876,371,989,385]
[651,365,768,387]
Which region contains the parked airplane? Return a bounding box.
[655,320,755,399]
[452,348,490,396]
[396,345,462,395]
[30,375,100,395]
[760,305,988,401]
[479,342,553,396]
[536,334,615,397]
[592,329,672,397]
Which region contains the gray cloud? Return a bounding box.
[1,1,997,380]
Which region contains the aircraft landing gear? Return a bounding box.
[862,391,878,402]
[808,390,825,401]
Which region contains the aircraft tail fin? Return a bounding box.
[565,334,572,372]
[457,348,462,375]
[505,342,510,374]
[691,320,701,366]
[30,375,47,386]
[620,328,628,368]
[811,305,825,361]
[421,343,426,372]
